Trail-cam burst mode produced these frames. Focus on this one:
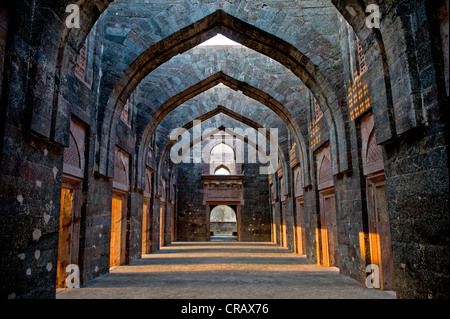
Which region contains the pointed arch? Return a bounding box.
[294,169,303,198]
[98,10,348,184]
[318,156,332,187]
[170,126,281,179]
[158,104,288,169]
[138,73,310,193]
[156,106,289,196]
[211,143,235,161]
[365,129,384,175]
[64,132,81,169]
[214,165,231,176]
[210,143,236,175]
[316,145,334,191]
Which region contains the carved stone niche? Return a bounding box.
[360,113,384,176]
[201,175,245,205]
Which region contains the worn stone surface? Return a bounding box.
[56,242,396,299]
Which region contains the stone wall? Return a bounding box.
[176,163,207,241]
[0,131,63,299]
[384,127,449,299]
[80,175,113,284]
[241,163,272,242]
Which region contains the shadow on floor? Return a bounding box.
[56,241,396,299]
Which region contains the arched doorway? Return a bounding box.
[209,205,237,241]
[210,143,236,175]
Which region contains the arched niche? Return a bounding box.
[210,143,236,175]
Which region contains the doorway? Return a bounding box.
[318,188,338,267]
[110,194,127,268]
[209,205,238,241]
[142,199,150,254]
[280,201,287,248]
[271,204,277,244]
[56,179,82,288]
[142,168,152,254]
[360,113,395,290]
[159,204,165,248]
[295,199,306,255]
[366,172,394,290]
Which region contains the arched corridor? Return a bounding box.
[0,0,448,301]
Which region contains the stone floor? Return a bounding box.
[57,241,396,299]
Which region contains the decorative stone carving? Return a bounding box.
[202,175,244,205]
[63,118,85,179]
[361,113,384,175]
[294,167,303,198]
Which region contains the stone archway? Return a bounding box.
[209,205,238,241]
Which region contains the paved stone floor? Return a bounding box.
[57,242,396,299]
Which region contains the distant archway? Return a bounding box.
[209,205,237,240]
[210,143,236,175]
[214,166,231,176]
